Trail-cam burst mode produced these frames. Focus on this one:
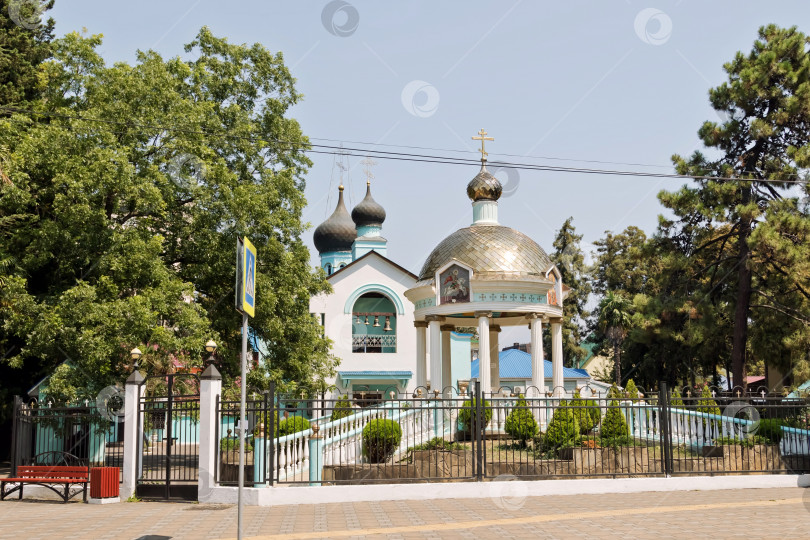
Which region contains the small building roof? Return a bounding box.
[470,349,590,380]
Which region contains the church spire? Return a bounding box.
[467,129,501,226]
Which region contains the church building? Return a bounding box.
[309,175,472,400]
[311,130,581,401]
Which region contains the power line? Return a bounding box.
[1,106,807,186]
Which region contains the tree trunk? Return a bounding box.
[731,212,753,393]
[613,341,621,385]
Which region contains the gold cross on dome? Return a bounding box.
[471,128,494,163]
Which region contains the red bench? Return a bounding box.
[1,466,88,503]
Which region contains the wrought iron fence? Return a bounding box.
[10,396,125,482]
[211,382,810,486]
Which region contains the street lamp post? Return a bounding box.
[205,340,217,367]
[130,347,142,370]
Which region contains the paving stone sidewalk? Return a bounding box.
[0,487,808,539]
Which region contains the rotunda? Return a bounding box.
[404,130,567,396]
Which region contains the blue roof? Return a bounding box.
[471,349,590,379]
[338,371,412,379]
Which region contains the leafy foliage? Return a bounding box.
[504,397,538,447]
[670,388,684,407]
[0,28,337,403]
[600,401,630,442]
[458,398,492,435]
[755,418,786,444]
[543,401,580,451]
[278,416,310,436]
[362,418,402,463]
[330,395,354,422]
[569,390,601,434]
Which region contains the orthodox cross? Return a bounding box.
[471,128,494,163]
[360,157,377,186]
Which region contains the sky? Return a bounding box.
[50,1,809,345]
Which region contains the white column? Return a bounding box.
[121,369,145,499]
[489,325,501,393]
[198,363,222,501]
[476,312,492,394]
[414,321,428,391]
[427,316,444,393]
[551,318,564,397]
[441,325,453,396]
[529,315,544,396]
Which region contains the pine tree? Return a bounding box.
[667,25,810,389]
[550,217,592,367]
[504,396,538,448]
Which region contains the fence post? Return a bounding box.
[199,362,222,501]
[475,381,483,481]
[10,396,21,477]
[658,382,672,477]
[121,369,145,500]
[308,424,323,486]
[268,382,275,487]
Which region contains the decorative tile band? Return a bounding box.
[414,293,547,310]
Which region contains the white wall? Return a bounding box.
[310,254,417,395]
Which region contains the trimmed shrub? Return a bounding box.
[607,384,623,400]
[569,390,601,435]
[220,437,253,453]
[696,386,721,417]
[625,379,640,401]
[331,395,354,422]
[458,398,492,435]
[756,418,786,444]
[543,401,580,451]
[504,397,538,447]
[670,388,684,407]
[278,416,311,436]
[362,419,402,463]
[600,400,630,444]
[253,412,280,438]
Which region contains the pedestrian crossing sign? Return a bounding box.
[239,237,256,317]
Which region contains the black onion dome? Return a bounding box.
[351,183,386,227]
[466,165,502,202]
[313,186,356,253]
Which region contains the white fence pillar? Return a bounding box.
[121,369,144,499]
[199,363,222,501]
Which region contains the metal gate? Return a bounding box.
[137,374,201,500]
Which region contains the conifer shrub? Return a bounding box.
[504,396,538,447]
[458,398,492,435]
[569,390,601,435]
[624,379,640,401]
[756,418,786,444]
[278,416,311,436]
[670,388,684,408]
[331,395,354,422]
[696,385,721,417]
[600,400,631,446]
[362,418,402,463]
[543,401,580,451]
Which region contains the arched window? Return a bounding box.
[325,263,332,275]
[339,263,346,269]
[351,292,397,353]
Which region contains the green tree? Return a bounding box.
[591,226,650,297]
[624,379,640,401]
[550,217,592,367]
[0,29,336,400]
[667,25,810,390]
[597,291,633,385]
[543,401,580,451]
[504,396,538,447]
[600,400,630,445]
[0,0,55,107]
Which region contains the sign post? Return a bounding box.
[235,237,256,540]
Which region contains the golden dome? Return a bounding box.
[466,165,502,201]
[418,225,553,282]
